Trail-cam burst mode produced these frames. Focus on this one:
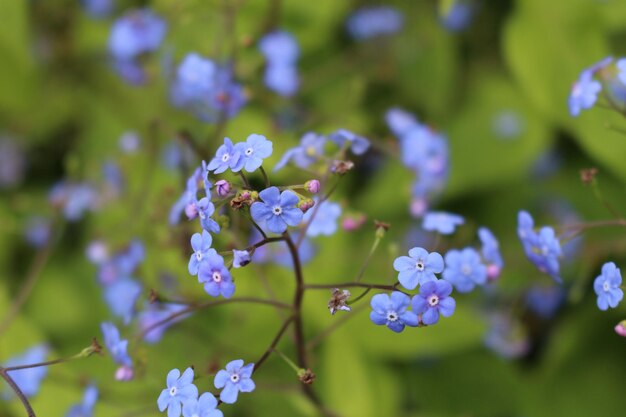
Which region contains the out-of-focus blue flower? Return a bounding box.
[102,160,124,198]
[157,368,198,417]
[103,278,142,324]
[188,231,214,275]
[198,253,235,298]
[516,210,562,282]
[161,140,194,171]
[442,248,487,293]
[233,249,251,268]
[259,31,299,64]
[65,384,98,417]
[478,227,503,280]
[197,197,220,234]
[411,280,456,325]
[263,64,299,97]
[3,345,48,398]
[96,240,144,284]
[568,57,612,117]
[81,0,113,18]
[207,138,244,174]
[491,110,524,140]
[49,182,100,221]
[440,1,474,32]
[393,247,444,290]
[525,285,565,319]
[369,291,418,333]
[214,360,255,404]
[385,108,419,138]
[101,322,132,367]
[273,132,326,171]
[250,187,303,234]
[108,9,166,61]
[111,58,146,85]
[238,134,273,172]
[0,138,25,189]
[329,129,370,155]
[182,392,223,417]
[302,199,341,237]
[138,303,190,344]
[119,131,141,153]
[484,313,529,359]
[24,217,51,248]
[617,58,626,85]
[422,212,464,235]
[346,7,404,40]
[594,262,624,311]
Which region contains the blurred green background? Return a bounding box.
[1,0,626,416]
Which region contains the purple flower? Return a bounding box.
[49,182,100,221]
[328,129,370,155]
[157,368,199,417]
[422,212,464,235]
[259,31,299,64]
[250,187,303,234]
[215,179,230,197]
[119,131,141,153]
[101,322,132,367]
[411,280,456,325]
[238,134,273,172]
[198,253,235,298]
[138,303,191,344]
[3,345,48,398]
[393,247,444,290]
[302,199,341,237]
[232,249,251,268]
[182,392,223,417]
[440,1,474,32]
[66,384,98,417]
[517,211,562,282]
[594,262,624,311]
[214,360,255,404]
[568,57,612,117]
[442,248,487,293]
[188,231,214,275]
[478,227,503,279]
[109,9,166,60]
[103,278,142,324]
[198,197,220,234]
[207,138,244,174]
[385,107,419,138]
[346,7,404,40]
[369,291,418,333]
[273,132,326,171]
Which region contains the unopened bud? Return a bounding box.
[215,179,231,197]
[342,213,366,231]
[305,179,321,194]
[374,220,390,238]
[297,368,316,385]
[410,198,428,217]
[615,320,626,337]
[298,198,315,213]
[185,202,199,219]
[115,365,134,381]
[486,264,501,281]
[229,190,257,210]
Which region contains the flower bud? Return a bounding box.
[115,365,134,381]
[297,368,316,385]
[298,198,315,213]
[342,213,366,231]
[184,201,198,219]
[410,197,428,217]
[487,264,501,281]
[615,320,626,337]
[374,220,390,239]
[305,179,321,194]
[215,179,231,197]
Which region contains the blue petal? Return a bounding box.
[266,215,287,234]
[422,308,440,325]
[166,369,180,388]
[259,187,281,205]
[280,207,303,227]
[239,378,255,392]
[219,382,239,404]
[214,370,229,389]
[157,389,170,411]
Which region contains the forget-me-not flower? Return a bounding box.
[188,231,214,275]
[182,392,223,417]
[273,132,326,171]
[594,262,624,311]
[302,199,341,237]
[238,134,273,172]
[214,360,255,404]
[422,212,464,235]
[411,279,456,325]
[65,384,98,417]
[207,138,244,174]
[3,345,48,398]
[568,57,612,117]
[393,247,444,290]
[328,129,370,155]
[442,248,487,293]
[157,368,199,417]
[369,291,418,333]
[198,252,235,298]
[250,187,303,234]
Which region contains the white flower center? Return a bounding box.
[199,210,206,219]
[195,251,203,262]
[245,147,254,156]
[603,281,610,292]
[386,311,399,322]
[230,373,240,383]
[428,294,439,307]
[272,206,283,216]
[212,271,222,282]
[169,386,178,396]
[221,153,230,162]
[415,260,425,271]
[461,264,472,275]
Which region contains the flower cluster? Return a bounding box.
[517,211,562,282]
[567,56,626,117]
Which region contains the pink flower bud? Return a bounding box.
[410,198,428,217]
[342,214,366,231]
[184,202,198,219]
[305,179,321,194]
[298,198,315,213]
[487,264,501,281]
[615,320,626,337]
[215,179,231,197]
[115,365,134,381]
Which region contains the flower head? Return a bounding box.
[302,199,341,237]
[108,9,166,60]
[568,57,612,117]
[182,392,223,417]
[188,231,214,275]
[517,211,562,282]
[393,247,444,290]
[442,248,487,293]
[615,320,626,337]
[411,280,456,325]
[478,227,503,279]
[157,368,199,417]
[250,187,303,234]
[238,134,273,172]
[139,303,191,344]
[198,252,235,298]
[101,322,132,367]
[214,360,255,404]
[259,31,299,64]
[346,7,404,40]
[273,132,326,171]
[103,278,142,324]
[594,262,624,311]
[369,292,418,333]
[422,212,464,235]
[207,138,244,174]
[197,197,220,234]
[328,129,370,155]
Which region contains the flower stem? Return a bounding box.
[0,367,36,417]
[259,166,270,188]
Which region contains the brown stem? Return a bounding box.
[252,316,294,373]
[283,232,308,369]
[0,367,36,417]
[304,282,399,291]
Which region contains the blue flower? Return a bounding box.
[568,57,612,117]
[440,1,474,32]
[138,303,191,344]
[183,392,223,417]
[250,229,316,268]
[369,292,418,333]
[478,227,503,280]
[101,322,132,367]
[214,360,255,404]
[49,182,99,221]
[81,0,112,18]
[442,248,487,293]
[97,240,144,285]
[108,9,166,61]
[328,129,370,155]
[525,285,565,319]
[273,132,326,171]
[103,278,142,324]
[617,58,626,86]
[484,314,529,359]
[24,217,51,248]
[385,107,419,137]
[157,368,199,417]
[422,212,464,235]
[263,63,299,97]
[198,252,235,298]
[238,134,273,172]
[259,31,299,64]
[198,197,220,234]
[346,7,404,40]
[250,187,303,234]
[3,345,48,398]
[0,138,25,189]
[66,384,98,417]
[411,280,456,325]
[393,247,444,290]
[302,199,341,237]
[232,249,251,268]
[188,231,214,275]
[207,138,244,174]
[594,262,624,311]
[516,211,562,282]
